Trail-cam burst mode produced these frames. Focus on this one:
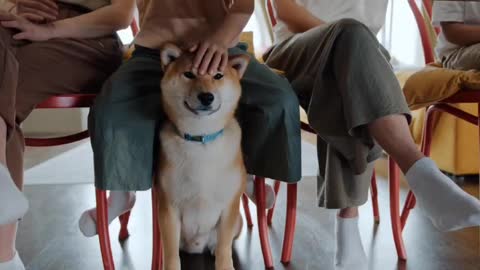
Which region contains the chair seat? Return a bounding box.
[442,89,480,104]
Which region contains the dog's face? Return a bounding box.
[160,43,249,128]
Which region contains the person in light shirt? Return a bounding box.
[433,0,480,70]
[77,0,302,255]
[264,0,480,269]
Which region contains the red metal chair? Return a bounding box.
[387,0,480,261]
[25,21,164,270]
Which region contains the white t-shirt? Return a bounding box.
[433,0,480,59]
[272,0,389,43]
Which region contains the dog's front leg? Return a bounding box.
[158,193,181,270]
[215,196,241,270]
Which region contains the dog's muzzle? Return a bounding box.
[184,92,221,116]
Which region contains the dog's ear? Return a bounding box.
[160,43,182,70]
[228,54,250,78]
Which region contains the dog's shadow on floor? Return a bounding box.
[180,250,241,270]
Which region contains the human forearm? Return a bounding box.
[51,0,135,39]
[442,22,480,47]
[189,0,253,75]
[208,0,253,47]
[209,12,251,48]
[275,0,324,33]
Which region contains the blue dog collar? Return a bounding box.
[181,129,224,144]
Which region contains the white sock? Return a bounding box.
[78,191,136,237]
[0,165,28,225]
[0,251,25,270]
[406,158,480,232]
[245,175,276,210]
[334,216,368,270]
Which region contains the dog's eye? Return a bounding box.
[213,73,224,80]
[183,72,196,79]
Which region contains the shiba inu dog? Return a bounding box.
[157,43,249,270]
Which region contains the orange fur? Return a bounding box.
[156,43,249,270]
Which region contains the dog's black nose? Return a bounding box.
[198,93,214,106]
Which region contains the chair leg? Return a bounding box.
[281,183,297,265]
[267,181,282,225]
[96,189,115,270]
[389,158,408,261]
[118,211,131,242]
[370,171,380,224]
[242,194,254,228]
[400,106,436,231]
[478,104,480,199]
[151,189,163,270]
[400,192,416,230]
[255,177,274,269]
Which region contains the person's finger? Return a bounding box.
[18,0,58,16]
[19,6,57,21]
[199,48,216,75]
[219,51,228,72]
[13,32,29,40]
[0,12,17,21]
[40,0,58,11]
[193,43,209,70]
[1,20,22,30]
[208,52,222,75]
[21,13,44,22]
[189,43,198,52]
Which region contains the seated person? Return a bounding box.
[0,0,135,269]
[433,0,480,70]
[77,0,301,244]
[265,0,480,269]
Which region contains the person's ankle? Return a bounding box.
[338,207,359,219]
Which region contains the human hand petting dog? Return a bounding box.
[0,11,55,41]
[189,34,229,76]
[10,0,59,22]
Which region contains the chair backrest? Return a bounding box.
[130,18,139,36]
[407,0,438,64]
[265,0,277,27]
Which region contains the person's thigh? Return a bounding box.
[5,34,122,186]
[89,50,164,191]
[443,43,480,70]
[230,46,302,183]
[14,35,123,122]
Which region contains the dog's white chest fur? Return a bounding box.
[158,121,243,253]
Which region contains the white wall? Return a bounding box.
[382,0,425,69]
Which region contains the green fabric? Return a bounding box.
[89,44,301,191]
[265,19,411,208]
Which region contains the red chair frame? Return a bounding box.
[387,0,480,261]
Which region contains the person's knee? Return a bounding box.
[335,18,374,44]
